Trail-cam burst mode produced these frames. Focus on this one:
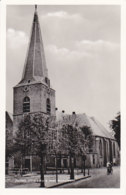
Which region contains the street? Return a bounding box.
[57,166,120,188]
[6,166,120,188]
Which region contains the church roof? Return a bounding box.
[56,112,114,139]
[19,6,48,85]
[6,111,13,130]
[6,111,13,122]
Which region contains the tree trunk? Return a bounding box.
[55,154,58,183]
[83,159,85,176]
[60,154,62,173]
[81,156,83,173]
[40,154,45,187]
[20,156,23,176]
[6,160,9,175]
[44,156,46,174]
[70,155,74,179]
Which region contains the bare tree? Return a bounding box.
[56,115,93,179]
[59,123,86,179]
[47,127,61,182]
[80,126,94,174]
[13,113,54,187]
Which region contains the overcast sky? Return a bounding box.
[6,5,120,129]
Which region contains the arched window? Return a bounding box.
[99,140,102,157]
[23,96,30,112]
[46,98,51,114]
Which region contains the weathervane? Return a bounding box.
[35,4,37,11]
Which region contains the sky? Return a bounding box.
[6,5,120,129]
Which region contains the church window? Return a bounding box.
[99,140,102,157]
[113,142,116,157]
[93,155,95,164]
[46,98,51,114]
[23,96,30,112]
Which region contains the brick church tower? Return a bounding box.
[13,6,56,134]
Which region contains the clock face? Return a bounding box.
[23,86,29,92]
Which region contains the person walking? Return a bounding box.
[106,162,112,175]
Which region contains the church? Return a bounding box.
[6,6,120,172]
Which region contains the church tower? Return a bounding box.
[13,6,56,133]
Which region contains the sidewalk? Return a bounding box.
[6,169,91,188]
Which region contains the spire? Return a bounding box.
[20,5,48,84]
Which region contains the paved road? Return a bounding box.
[6,166,120,188]
[57,166,120,188]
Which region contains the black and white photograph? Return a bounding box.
[5,2,122,190]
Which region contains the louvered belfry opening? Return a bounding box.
[23,96,30,113]
[46,98,51,114]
